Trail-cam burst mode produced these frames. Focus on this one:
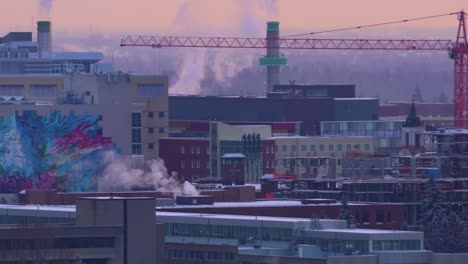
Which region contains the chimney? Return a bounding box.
[37,21,51,57]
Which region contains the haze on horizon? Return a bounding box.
[2,0,468,101]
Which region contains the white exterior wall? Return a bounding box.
[272,136,374,177]
[401,126,425,149]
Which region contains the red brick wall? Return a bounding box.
[262,139,275,174]
[159,138,210,182]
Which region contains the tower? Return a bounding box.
[401,99,425,149]
[259,21,287,95]
[37,21,52,58]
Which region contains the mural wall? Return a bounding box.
[0,110,118,193]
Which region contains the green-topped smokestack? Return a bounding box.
[259,21,287,94]
[37,21,51,58]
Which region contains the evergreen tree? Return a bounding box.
[418,178,447,251]
[414,84,424,102]
[339,195,355,229]
[443,210,465,253]
[458,208,468,252]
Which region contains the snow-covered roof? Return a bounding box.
[222,153,245,158]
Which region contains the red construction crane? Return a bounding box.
[121,11,468,128]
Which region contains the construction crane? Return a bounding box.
[121,11,468,128]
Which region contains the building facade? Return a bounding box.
[321,120,404,154]
[0,197,164,264]
[0,73,168,160]
[0,21,103,75]
[159,137,210,182]
[272,136,375,178]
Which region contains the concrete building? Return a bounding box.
[270,84,355,99]
[169,95,378,136]
[321,120,404,154]
[272,136,374,178]
[0,73,168,159]
[0,197,163,264]
[169,120,301,138]
[0,200,431,264]
[160,122,376,182]
[210,122,272,182]
[62,73,169,158]
[0,21,103,74]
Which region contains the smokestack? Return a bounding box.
[37,21,51,57]
[259,21,287,95]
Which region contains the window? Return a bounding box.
[319,145,324,152]
[159,127,165,134]
[181,145,185,154]
[346,144,352,151]
[196,160,200,168]
[0,85,24,97]
[137,84,165,98]
[282,145,287,152]
[196,146,200,154]
[132,128,142,143]
[30,84,56,98]
[266,146,270,154]
[132,144,142,155]
[266,160,270,168]
[365,144,370,151]
[131,112,142,127]
[372,240,421,251]
[148,127,154,134]
[148,143,154,150]
[362,210,369,224]
[328,144,334,152]
[147,112,154,118]
[275,145,278,152]
[376,209,384,224]
[270,145,274,153]
[310,145,316,152]
[306,88,328,97]
[337,144,343,151]
[301,145,306,151]
[291,145,296,152]
[159,112,165,118]
[191,146,195,154]
[191,160,195,168]
[181,160,185,168]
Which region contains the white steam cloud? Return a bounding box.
[38,0,54,18]
[98,151,199,197]
[170,0,279,94]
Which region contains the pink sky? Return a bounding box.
[2,0,467,38]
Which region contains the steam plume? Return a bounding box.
[98,151,199,197]
[170,0,279,94]
[38,0,54,18]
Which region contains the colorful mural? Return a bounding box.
[0,110,118,193]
